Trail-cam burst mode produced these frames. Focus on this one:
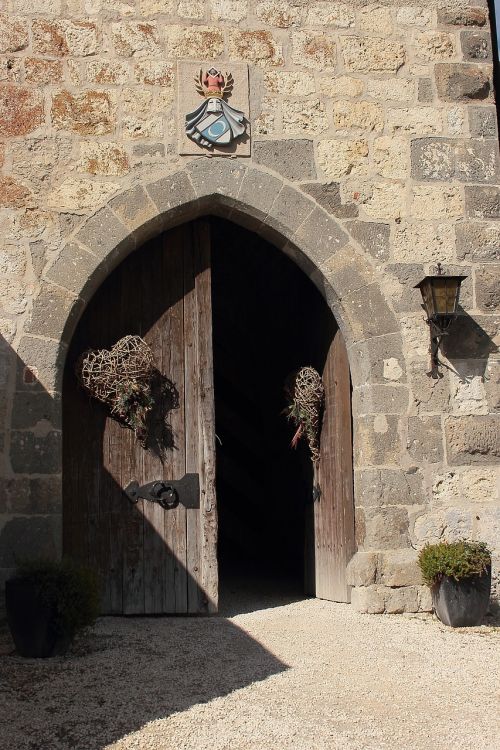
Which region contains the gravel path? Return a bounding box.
[1,584,499,750]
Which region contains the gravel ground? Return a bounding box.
[1,581,499,750]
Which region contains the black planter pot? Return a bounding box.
[432,568,491,627]
[5,578,72,658]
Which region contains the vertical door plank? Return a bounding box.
[162,228,188,614]
[193,220,218,613]
[315,328,355,602]
[183,224,203,613]
[120,251,145,615]
[141,235,167,614]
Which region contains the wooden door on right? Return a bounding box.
[312,327,355,602]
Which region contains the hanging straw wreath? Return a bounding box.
[284,366,325,465]
[76,335,156,445]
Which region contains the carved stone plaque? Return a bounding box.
[177,61,250,156]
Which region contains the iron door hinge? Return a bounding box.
[124,473,200,510]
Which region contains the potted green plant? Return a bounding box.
[5,558,100,657]
[418,540,492,627]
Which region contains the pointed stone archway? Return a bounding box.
[17,159,410,605]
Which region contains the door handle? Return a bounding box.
[124,473,200,509]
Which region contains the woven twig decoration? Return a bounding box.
[285,366,325,465]
[76,335,155,442]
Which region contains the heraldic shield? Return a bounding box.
[185,67,246,149]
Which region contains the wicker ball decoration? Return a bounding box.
[76,335,155,407]
[286,366,325,465]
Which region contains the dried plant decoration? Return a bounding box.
[284,367,325,465]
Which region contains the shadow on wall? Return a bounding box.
[0,332,63,589]
[442,310,499,380]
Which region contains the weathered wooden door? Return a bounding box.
[312,328,355,602]
[63,220,217,615]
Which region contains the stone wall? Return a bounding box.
[0,0,499,613]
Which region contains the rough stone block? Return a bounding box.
[342,283,399,340]
[75,207,134,266]
[186,159,247,203]
[350,585,386,614]
[346,552,378,587]
[418,585,433,612]
[46,177,120,212]
[392,221,455,264]
[10,430,61,474]
[468,106,497,137]
[475,266,500,312]
[373,135,409,180]
[384,263,426,314]
[15,336,65,393]
[438,8,487,26]
[109,185,160,246]
[0,477,61,515]
[25,58,63,84]
[344,221,389,261]
[317,138,369,180]
[236,168,284,223]
[111,21,163,57]
[407,415,443,463]
[294,207,348,265]
[302,183,358,219]
[435,63,491,101]
[253,140,316,182]
[350,332,406,387]
[145,171,197,223]
[360,506,411,550]
[228,29,283,67]
[418,77,434,102]
[341,37,405,73]
[386,106,443,135]
[292,31,336,70]
[0,83,44,137]
[46,242,98,297]
[333,100,384,132]
[0,14,29,53]
[321,243,376,299]
[353,384,409,416]
[411,185,463,219]
[77,142,130,177]
[264,185,314,238]
[409,360,451,413]
[446,415,500,464]
[465,186,500,219]
[415,31,455,61]
[378,550,422,586]
[25,283,83,341]
[32,19,98,57]
[411,138,454,180]
[11,392,60,430]
[354,414,400,467]
[51,90,115,135]
[355,468,424,507]
[0,478,30,514]
[461,29,492,60]
[282,98,328,136]
[0,515,61,567]
[384,586,419,614]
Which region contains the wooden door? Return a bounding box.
[312,328,355,602]
[63,220,217,615]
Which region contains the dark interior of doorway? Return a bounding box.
[211,218,338,607]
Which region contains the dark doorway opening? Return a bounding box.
[211,218,337,607]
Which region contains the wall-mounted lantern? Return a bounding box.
[414,263,467,378]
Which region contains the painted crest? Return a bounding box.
[185,67,246,148]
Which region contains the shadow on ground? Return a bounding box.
[0,601,288,750]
